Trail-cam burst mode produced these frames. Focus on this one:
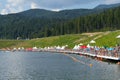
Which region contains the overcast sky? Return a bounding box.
[0,0,120,15]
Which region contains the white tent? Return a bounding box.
[116,35,120,38]
[73,45,79,50]
[79,43,83,46]
[87,44,91,48]
[33,46,37,50]
[90,40,96,43]
[56,45,61,49]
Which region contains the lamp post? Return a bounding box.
[116,35,120,46]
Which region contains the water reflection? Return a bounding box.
[0,51,119,80]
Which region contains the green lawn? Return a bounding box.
[0,30,120,49]
[0,40,24,49]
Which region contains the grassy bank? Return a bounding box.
[0,30,120,49]
[0,40,24,49]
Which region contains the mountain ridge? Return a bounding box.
[94,3,120,9]
[0,3,120,39]
[1,3,120,19]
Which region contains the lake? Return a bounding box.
[0,51,120,80]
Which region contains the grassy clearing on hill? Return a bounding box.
[96,31,120,47]
[0,40,24,49]
[0,30,120,49]
[20,30,120,48]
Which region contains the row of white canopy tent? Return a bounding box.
[73,44,91,50]
[73,40,96,50]
[73,34,120,50]
[44,45,68,50]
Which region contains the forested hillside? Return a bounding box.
[41,6,120,37]
[57,6,120,34]
[0,8,98,39]
[0,4,120,39]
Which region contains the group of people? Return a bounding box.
[80,46,120,57]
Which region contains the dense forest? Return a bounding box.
[0,5,120,39]
[54,6,120,35]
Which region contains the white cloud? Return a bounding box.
[9,6,23,13]
[0,0,25,15]
[104,0,120,4]
[33,0,94,9]
[51,9,60,12]
[1,9,8,15]
[1,0,120,15]
[0,4,23,15]
[31,2,39,9]
[7,0,25,6]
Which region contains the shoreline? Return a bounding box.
[0,48,120,64]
